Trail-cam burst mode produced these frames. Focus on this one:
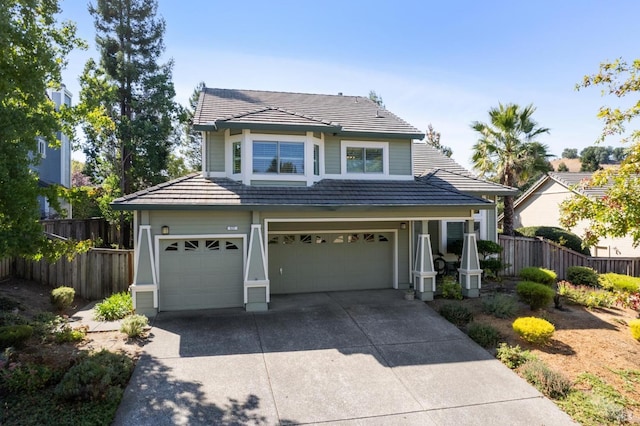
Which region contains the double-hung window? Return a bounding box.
[253,141,304,174]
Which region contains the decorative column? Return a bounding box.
[458,222,482,298]
[244,224,269,312]
[130,225,158,316]
[413,234,438,301]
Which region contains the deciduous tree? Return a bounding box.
[0,1,86,259]
[561,58,640,247]
[471,103,550,236]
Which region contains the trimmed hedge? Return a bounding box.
[516,226,591,255]
[51,286,75,310]
[567,266,599,287]
[516,281,555,310]
[513,317,555,345]
[599,273,640,293]
[519,267,557,286]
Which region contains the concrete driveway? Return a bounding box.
[113,290,574,425]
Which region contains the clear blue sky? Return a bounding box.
[59,0,639,169]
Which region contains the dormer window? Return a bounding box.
[253,141,304,174]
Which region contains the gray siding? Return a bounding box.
[389,139,412,175]
[149,211,252,236]
[135,290,156,317]
[247,286,266,303]
[206,131,225,173]
[324,135,340,174]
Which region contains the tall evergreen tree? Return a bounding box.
[425,124,453,157]
[0,0,85,259]
[180,81,205,171]
[79,0,181,246]
[80,0,180,193]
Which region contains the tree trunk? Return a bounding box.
[503,195,515,236]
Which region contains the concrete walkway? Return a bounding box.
[113,290,575,425]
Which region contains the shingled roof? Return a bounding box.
[413,143,517,196]
[112,174,492,210]
[193,88,424,139]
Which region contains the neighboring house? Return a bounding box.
[34,85,72,219]
[510,171,637,257]
[412,143,516,259]
[113,89,514,316]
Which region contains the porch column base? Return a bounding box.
[459,269,482,298]
[413,271,437,301]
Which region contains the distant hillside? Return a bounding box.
[550,158,582,172]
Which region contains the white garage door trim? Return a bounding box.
[267,228,398,288]
[154,233,247,305]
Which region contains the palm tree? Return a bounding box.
[471,103,551,236]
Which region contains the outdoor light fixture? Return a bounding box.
[161,226,170,235]
[400,222,407,230]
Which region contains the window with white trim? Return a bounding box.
[253,141,304,174]
[232,142,241,174]
[313,144,320,175]
[346,147,383,173]
[37,139,46,158]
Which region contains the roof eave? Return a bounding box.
[194,121,342,133]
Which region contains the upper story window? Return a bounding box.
[346,147,383,173]
[253,141,304,174]
[341,141,388,176]
[37,139,46,158]
[313,144,320,176]
[232,142,241,174]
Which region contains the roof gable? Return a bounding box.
[413,143,517,196]
[194,88,424,138]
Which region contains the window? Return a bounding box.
[37,139,46,158]
[346,147,383,173]
[225,241,239,250]
[253,141,304,174]
[232,142,241,174]
[313,144,320,176]
[206,240,220,251]
[165,242,178,251]
[445,221,481,253]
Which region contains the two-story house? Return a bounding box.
[113,89,513,316]
[35,85,73,218]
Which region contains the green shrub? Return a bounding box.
[480,259,504,278]
[599,273,640,293]
[519,359,572,399]
[441,276,463,300]
[556,281,616,309]
[482,293,518,318]
[513,316,555,344]
[516,226,591,255]
[518,267,557,286]
[0,363,54,393]
[54,324,87,343]
[120,314,148,338]
[476,240,503,258]
[54,349,134,402]
[0,325,33,349]
[94,292,133,321]
[496,343,537,369]
[566,266,599,287]
[466,322,500,348]
[516,281,555,310]
[631,319,640,341]
[50,286,75,310]
[438,303,473,327]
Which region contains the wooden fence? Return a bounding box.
[0,257,12,280]
[499,235,640,278]
[13,249,134,300]
[40,218,118,248]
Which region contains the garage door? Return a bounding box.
[269,232,394,294]
[159,238,244,311]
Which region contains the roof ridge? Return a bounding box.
[204,87,363,98]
